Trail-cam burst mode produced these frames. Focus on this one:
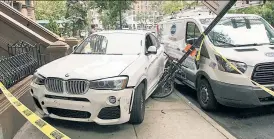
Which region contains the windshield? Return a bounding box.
[74,33,142,55]
[200,16,274,47]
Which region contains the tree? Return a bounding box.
[229,1,274,26]
[45,19,60,35]
[136,12,149,29]
[63,1,94,37]
[161,1,185,15]
[35,1,66,20]
[94,0,134,29]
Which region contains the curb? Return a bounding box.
[174,90,237,139]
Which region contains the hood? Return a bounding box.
[214,45,274,66]
[37,54,139,80]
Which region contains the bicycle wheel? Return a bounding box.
[151,79,175,98]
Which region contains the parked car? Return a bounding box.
[158,14,274,110]
[30,30,166,125]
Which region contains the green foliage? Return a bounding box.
[35,1,66,20]
[63,1,94,36]
[161,1,185,15]
[94,0,134,29]
[229,1,274,26]
[45,19,60,35]
[160,1,201,15]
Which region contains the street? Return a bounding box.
[176,84,274,139]
[13,90,230,139]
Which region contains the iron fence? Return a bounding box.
[0,40,46,89]
[8,40,47,67]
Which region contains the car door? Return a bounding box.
[145,34,159,92]
[183,20,203,87]
[149,34,165,81]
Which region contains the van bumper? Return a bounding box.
[211,80,274,108]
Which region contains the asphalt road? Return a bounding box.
[175,84,274,139]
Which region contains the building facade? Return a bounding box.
[125,1,164,30]
[3,0,35,20]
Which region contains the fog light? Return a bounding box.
[109,96,116,104]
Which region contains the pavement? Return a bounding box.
[13,90,235,139]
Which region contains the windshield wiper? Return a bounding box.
[73,52,106,54]
[213,39,238,47]
[234,43,266,47]
[106,53,123,55]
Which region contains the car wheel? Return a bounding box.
[197,79,218,111]
[129,83,145,124]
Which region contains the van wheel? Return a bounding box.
[129,83,145,124]
[197,79,218,111]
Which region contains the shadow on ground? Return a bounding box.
[175,83,274,119]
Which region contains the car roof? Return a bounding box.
[194,14,260,19]
[94,30,150,36]
[159,14,261,23]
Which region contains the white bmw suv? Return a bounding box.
[30,30,166,125]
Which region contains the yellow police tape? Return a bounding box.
[197,33,274,96]
[0,82,71,139]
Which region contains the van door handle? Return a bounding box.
[177,48,180,51]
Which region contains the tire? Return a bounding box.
[151,80,174,98]
[129,83,145,124]
[197,79,218,111]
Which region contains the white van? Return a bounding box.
[157,14,274,110]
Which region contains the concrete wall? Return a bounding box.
[0,76,34,139]
[0,1,60,43]
[0,19,37,57]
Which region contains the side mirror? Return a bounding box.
[73,45,78,51]
[186,38,198,45]
[147,45,157,54]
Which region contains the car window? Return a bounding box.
[150,34,160,49]
[74,33,143,55]
[145,34,153,50]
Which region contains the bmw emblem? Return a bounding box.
[265,52,274,57]
[65,74,69,77]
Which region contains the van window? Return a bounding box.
[186,22,209,58]
[186,22,201,45]
[201,16,274,47]
[150,34,160,49]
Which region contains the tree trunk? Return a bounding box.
[72,24,77,36]
[119,1,122,29]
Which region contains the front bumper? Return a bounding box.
[211,80,274,108]
[30,82,134,125]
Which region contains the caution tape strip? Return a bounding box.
[195,33,206,61]
[0,82,71,139]
[196,33,274,96]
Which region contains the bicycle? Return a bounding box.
[151,52,181,98]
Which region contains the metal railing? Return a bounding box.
[0,52,38,88]
[0,40,47,89]
[8,40,46,67]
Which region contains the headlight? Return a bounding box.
[32,74,45,85]
[215,55,247,74]
[90,76,128,90]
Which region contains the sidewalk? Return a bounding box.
[14,90,236,139]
